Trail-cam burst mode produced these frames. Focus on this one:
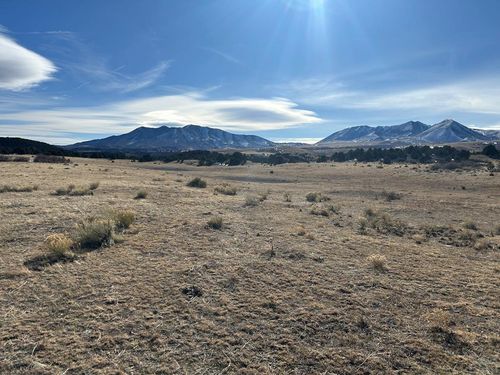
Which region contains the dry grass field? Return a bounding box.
[1,157,499,374]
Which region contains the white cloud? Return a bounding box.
[0,33,57,90]
[280,77,500,115]
[0,91,322,144]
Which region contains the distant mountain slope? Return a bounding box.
[318,119,495,144]
[67,125,275,151]
[319,121,429,143]
[473,129,500,140]
[417,119,489,143]
[0,137,66,155]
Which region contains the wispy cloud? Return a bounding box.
[202,47,241,65]
[0,91,322,144]
[0,30,57,90]
[35,31,171,93]
[276,76,500,116]
[74,60,172,93]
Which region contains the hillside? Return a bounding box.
[417,119,489,143]
[67,125,275,151]
[0,137,66,155]
[319,121,430,143]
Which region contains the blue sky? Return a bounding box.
[1,0,500,144]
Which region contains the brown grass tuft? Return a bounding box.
[207,216,223,230]
[74,218,115,250]
[214,184,237,195]
[367,254,388,272]
[44,233,74,256]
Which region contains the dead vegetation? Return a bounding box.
[214,184,237,195]
[1,157,499,374]
[53,182,99,196]
[0,184,38,193]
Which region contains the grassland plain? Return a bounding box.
[0,158,499,374]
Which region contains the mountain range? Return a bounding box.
[67,124,275,151]
[23,119,498,152]
[317,119,495,144]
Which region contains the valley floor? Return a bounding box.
[1,158,499,374]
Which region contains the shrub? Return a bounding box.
[135,190,148,199]
[367,254,387,272]
[306,192,330,203]
[257,191,270,201]
[89,182,100,190]
[310,206,329,217]
[244,195,259,207]
[413,234,426,244]
[364,209,408,236]
[54,184,94,196]
[495,225,500,236]
[214,184,237,195]
[0,185,38,193]
[33,155,70,163]
[381,191,402,201]
[74,219,115,249]
[463,221,478,231]
[69,186,93,196]
[358,218,368,234]
[44,233,73,256]
[474,239,491,251]
[296,226,306,236]
[0,155,29,162]
[187,177,207,188]
[112,210,135,230]
[207,216,223,230]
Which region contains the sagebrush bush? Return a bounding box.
[74,219,115,249]
[0,185,38,193]
[381,191,402,201]
[54,184,94,196]
[463,221,478,231]
[44,233,73,256]
[310,206,329,217]
[258,191,269,201]
[112,210,135,230]
[244,195,259,207]
[187,177,207,188]
[363,209,408,236]
[367,254,387,272]
[134,190,148,199]
[474,239,490,251]
[89,182,100,190]
[214,184,237,195]
[207,216,223,230]
[306,192,330,203]
[296,226,306,236]
[69,186,93,196]
[358,218,368,234]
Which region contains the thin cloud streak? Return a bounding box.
[202,47,241,65]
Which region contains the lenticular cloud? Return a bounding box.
[0,33,56,91]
